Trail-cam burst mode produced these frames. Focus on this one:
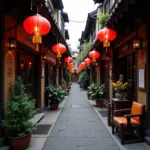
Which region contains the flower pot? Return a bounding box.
[115,92,124,100]
[66,88,69,95]
[96,100,104,107]
[50,104,59,110]
[9,133,31,150]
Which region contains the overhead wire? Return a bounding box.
[68,16,97,23]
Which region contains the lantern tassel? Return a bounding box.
[57,52,61,58]
[92,58,96,63]
[33,35,42,44]
[36,44,39,52]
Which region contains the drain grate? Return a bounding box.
[32,124,52,134]
[72,105,84,108]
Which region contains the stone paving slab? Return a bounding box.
[42,83,119,150]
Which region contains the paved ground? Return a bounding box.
[42,83,119,150]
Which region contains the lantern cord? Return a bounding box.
[106,47,107,52]
[37,5,39,14]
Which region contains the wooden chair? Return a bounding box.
[112,101,145,145]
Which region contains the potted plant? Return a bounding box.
[2,76,36,150]
[90,84,105,107]
[112,74,128,100]
[46,85,66,110]
[87,83,97,99]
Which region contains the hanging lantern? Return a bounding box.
[64,57,73,63]
[97,27,116,48]
[84,58,92,65]
[52,43,66,58]
[89,50,100,63]
[80,62,86,68]
[23,14,51,51]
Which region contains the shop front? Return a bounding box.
[16,25,41,109]
[44,50,57,107]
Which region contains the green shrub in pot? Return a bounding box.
[2,76,36,150]
[90,84,105,107]
[87,83,97,99]
[46,85,67,109]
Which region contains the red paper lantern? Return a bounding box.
[80,62,86,68]
[89,50,100,62]
[84,58,92,65]
[52,43,66,58]
[23,14,51,51]
[64,57,73,63]
[97,27,116,47]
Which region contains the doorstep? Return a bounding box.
[145,137,150,146]
[30,113,44,125]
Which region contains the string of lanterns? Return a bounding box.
[23,14,67,60]
[76,26,117,74]
[64,57,74,73]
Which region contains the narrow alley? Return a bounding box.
[42,83,119,150]
[1,1,150,150]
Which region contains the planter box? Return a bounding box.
[50,104,59,110]
[96,100,104,107]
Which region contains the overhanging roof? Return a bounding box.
[83,10,97,40]
[79,31,85,45]
[93,0,104,4]
[65,29,69,40]
[62,12,69,22]
[52,0,64,10]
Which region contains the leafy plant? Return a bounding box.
[46,85,67,104]
[87,83,97,99]
[98,12,110,27]
[112,74,128,93]
[75,42,92,63]
[61,78,67,89]
[88,83,97,91]
[2,76,36,137]
[90,84,105,101]
[78,71,89,90]
[64,69,72,84]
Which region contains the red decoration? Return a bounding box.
[89,50,100,62]
[97,27,116,47]
[23,14,51,51]
[80,62,86,68]
[84,58,92,65]
[52,43,66,58]
[64,57,73,63]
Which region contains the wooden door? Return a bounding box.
[127,54,137,101]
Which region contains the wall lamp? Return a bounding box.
[133,37,142,50]
[8,37,16,50]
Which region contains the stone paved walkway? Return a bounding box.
[42,83,119,150]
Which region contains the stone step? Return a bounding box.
[0,146,10,150]
[30,113,44,125]
[145,136,150,146]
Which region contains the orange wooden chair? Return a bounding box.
[112,101,145,145]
